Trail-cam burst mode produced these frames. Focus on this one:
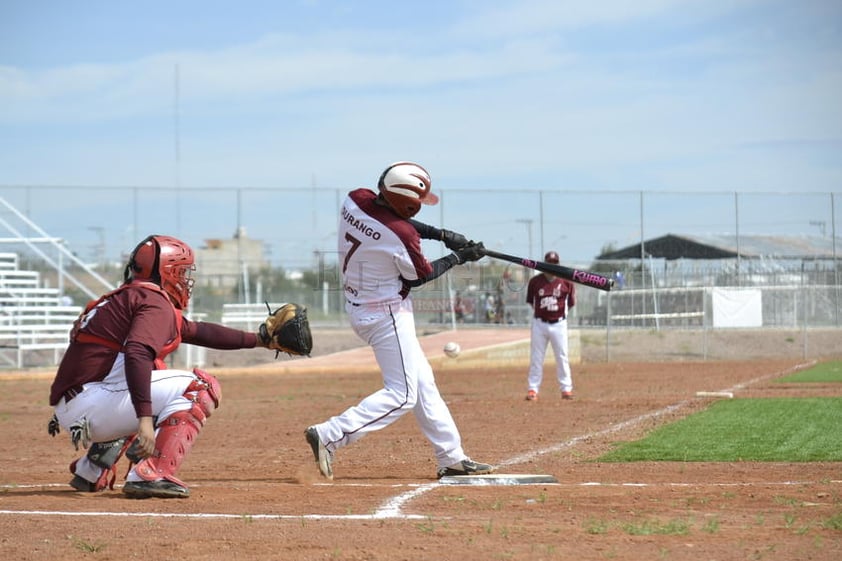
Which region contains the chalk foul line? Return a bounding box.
[1,360,823,521]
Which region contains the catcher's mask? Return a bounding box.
[124,235,196,309]
[377,161,438,219]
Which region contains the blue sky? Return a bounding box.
[0,1,840,268]
[2,0,840,192]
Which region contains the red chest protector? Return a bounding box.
[71,281,183,369]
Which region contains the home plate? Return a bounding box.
[438,474,559,486]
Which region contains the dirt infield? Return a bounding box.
[1,330,841,560]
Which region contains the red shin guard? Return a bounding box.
[133,406,202,487]
[133,370,220,487]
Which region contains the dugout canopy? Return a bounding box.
[595,233,839,261]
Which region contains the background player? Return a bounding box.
[525,250,576,401]
[49,235,282,498]
[305,161,494,480]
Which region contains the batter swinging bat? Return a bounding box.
[481,248,615,291]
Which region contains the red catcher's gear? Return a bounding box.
[132,369,220,488]
[377,161,438,219]
[126,235,195,309]
[71,281,184,368]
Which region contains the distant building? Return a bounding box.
[194,227,267,289]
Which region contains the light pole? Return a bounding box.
[809,220,827,237]
[516,219,533,257]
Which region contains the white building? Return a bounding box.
[194,227,267,289]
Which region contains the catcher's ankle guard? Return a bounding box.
[68,436,136,491]
[87,437,131,469]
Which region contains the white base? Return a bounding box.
[695,391,734,398]
[438,473,559,486]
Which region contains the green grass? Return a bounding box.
[598,398,842,462]
[70,536,107,553]
[776,361,842,383]
[621,518,691,536]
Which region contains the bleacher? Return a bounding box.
[0,252,83,369]
[220,303,277,330]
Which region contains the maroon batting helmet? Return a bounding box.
[377,161,438,219]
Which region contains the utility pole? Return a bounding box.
[516,219,534,257]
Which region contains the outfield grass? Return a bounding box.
[598,397,842,462]
[776,360,842,383]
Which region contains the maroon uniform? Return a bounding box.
[305,161,493,481]
[50,282,257,417]
[49,235,271,499]
[526,274,575,322]
[524,251,576,401]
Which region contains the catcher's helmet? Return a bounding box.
[544,251,560,264]
[125,235,196,309]
[377,161,438,219]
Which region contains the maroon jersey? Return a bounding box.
[526,274,575,322]
[49,282,257,416]
[341,188,432,303]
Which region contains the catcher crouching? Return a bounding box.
[48,234,312,499]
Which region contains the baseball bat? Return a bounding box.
[481,248,615,291]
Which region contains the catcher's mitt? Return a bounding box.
[258,303,313,357]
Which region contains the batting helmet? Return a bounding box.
[125,235,196,309]
[377,161,438,219]
[544,251,560,264]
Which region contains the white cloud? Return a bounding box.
[449,0,763,38]
[0,30,573,125]
[0,0,838,194]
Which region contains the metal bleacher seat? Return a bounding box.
[220,303,275,331]
[0,253,83,369]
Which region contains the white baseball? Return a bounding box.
[443,341,461,358]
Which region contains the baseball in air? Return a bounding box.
[443,342,461,358]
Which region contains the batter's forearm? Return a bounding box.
[408,219,471,252]
[403,254,460,287]
[407,218,442,240]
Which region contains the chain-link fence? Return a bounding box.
[2,186,838,269]
[2,185,841,361]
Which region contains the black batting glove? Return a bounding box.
[454,241,486,264]
[47,413,61,437]
[441,229,470,251]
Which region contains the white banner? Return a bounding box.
[712,288,762,328]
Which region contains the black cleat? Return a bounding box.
[69,475,98,492]
[437,458,495,479]
[122,480,189,499]
[305,427,333,480]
